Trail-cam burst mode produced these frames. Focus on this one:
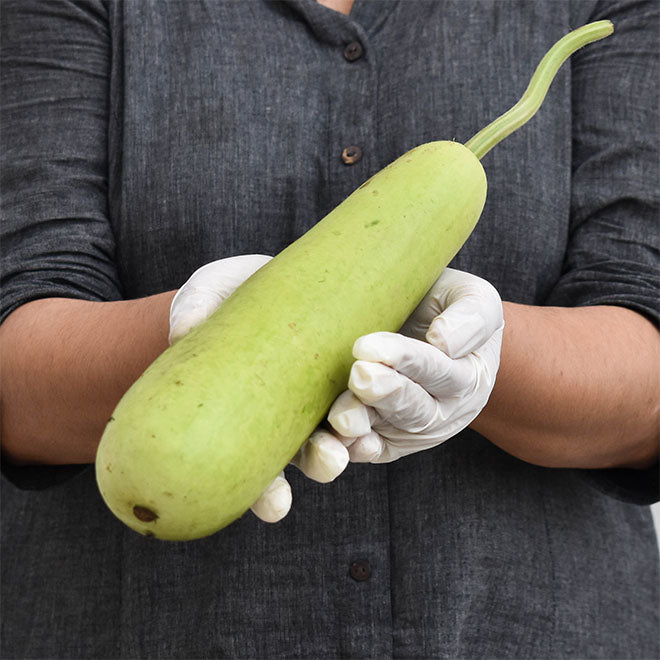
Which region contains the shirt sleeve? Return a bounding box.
[546,0,659,321]
[1,0,120,489]
[551,0,659,504]
[1,0,122,323]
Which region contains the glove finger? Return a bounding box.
[349,359,444,432]
[425,276,503,359]
[368,409,475,462]
[367,330,503,440]
[169,289,226,344]
[398,267,474,340]
[353,332,477,400]
[398,268,457,339]
[185,254,272,299]
[400,268,502,357]
[327,390,377,437]
[250,471,292,523]
[345,430,386,462]
[290,429,349,483]
[169,254,271,344]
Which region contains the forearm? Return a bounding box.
[0,293,175,465]
[472,303,660,470]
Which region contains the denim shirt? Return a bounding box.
[1,1,658,657]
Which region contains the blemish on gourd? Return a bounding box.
[175,380,183,386]
[133,505,158,522]
[364,220,380,228]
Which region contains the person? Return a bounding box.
[1,0,658,657]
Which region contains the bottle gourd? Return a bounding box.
[96,22,613,540]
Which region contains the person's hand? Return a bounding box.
[327,268,504,462]
[169,254,349,523]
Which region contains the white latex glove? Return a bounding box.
[327,268,504,463]
[169,254,349,523]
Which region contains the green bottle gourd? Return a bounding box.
[95,21,613,540]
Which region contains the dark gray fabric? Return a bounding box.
[1,0,658,658]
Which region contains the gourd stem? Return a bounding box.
[464,20,613,160]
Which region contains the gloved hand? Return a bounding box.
[327,268,504,463]
[169,254,349,523]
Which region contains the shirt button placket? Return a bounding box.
[334,34,370,187]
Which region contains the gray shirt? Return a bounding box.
[1,1,658,658]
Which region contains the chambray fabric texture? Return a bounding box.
[1,0,659,658]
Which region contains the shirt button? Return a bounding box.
[341,145,362,165]
[343,41,364,62]
[349,559,372,582]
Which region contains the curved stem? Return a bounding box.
[464,20,613,160]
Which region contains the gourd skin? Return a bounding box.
[95,141,487,540]
[95,21,614,541]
